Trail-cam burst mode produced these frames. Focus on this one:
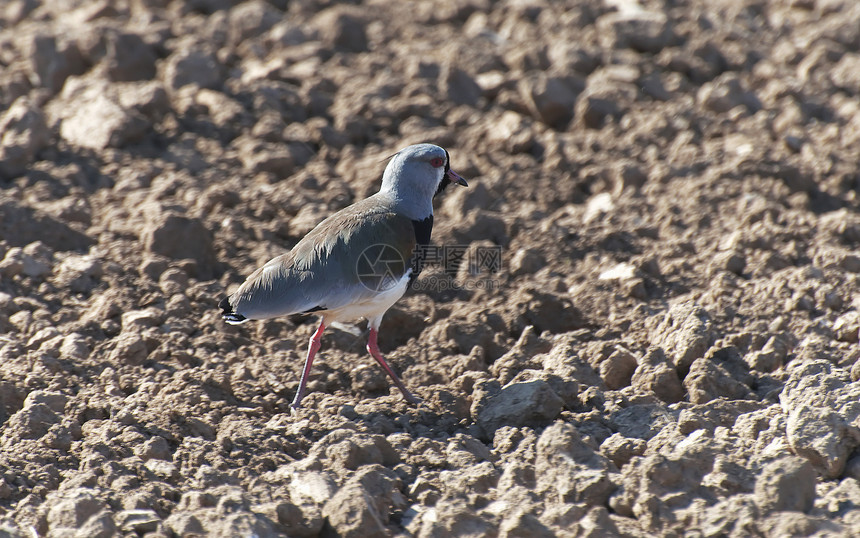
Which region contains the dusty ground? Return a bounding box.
[1,0,860,536]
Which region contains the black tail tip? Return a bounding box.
[219,296,247,323]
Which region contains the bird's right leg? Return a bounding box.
[366,326,421,405]
[291,321,326,409]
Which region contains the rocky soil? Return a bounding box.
[1,0,860,536]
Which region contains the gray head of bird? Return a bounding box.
[379,143,468,219]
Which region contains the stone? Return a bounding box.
[0,247,25,277]
[311,7,368,52]
[833,311,860,343]
[121,309,164,330]
[596,11,674,53]
[0,96,51,178]
[315,431,400,472]
[518,74,582,128]
[713,249,746,275]
[651,302,714,374]
[408,498,498,536]
[228,0,282,44]
[144,460,179,481]
[60,334,91,360]
[442,65,482,107]
[575,506,622,537]
[759,512,844,537]
[115,509,161,534]
[276,502,324,537]
[115,81,171,120]
[27,327,60,350]
[697,73,762,114]
[474,379,564,437]
[509,248,545,278]
[322,465,402,538]
[486,110,536,154]
[104,31,157,82]
[535,422,614,505]
[438,461,499,497]
[612,161,649,193]
[72,510,116,538]
[754,456,816,513]
[499,510,554,538]
[26,34,85,93]
[59,93,149,149]
[779,360,860,477]
[234,136,295,176]
[45,488,106,530]
[23,390,68,413]
[786,405,860,479]
[108,332,149,365]
[0,202,93,251]
[508,369,579,410]
[163,47,222,90]
[745,334,788,372]
[576,89,622,129]
[630,347,684,404]
[164,512,204,536]
[600,348,638,390]
[7,402,59,439]
[609,404,674,440]
[830,53,860,94]
[135,436,172,461]
[600,433,647,468]
[141,211,216,275]
[519,289,583,335]
[0,245,51,278]
[287,471,337,506]
[696,495,759,537]
[685,355,754,404]
[212,512,276,538]
[195,89,248,127]
[53,255,103,293]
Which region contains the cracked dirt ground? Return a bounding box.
[1,0,860,536]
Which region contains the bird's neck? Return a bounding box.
[375,188,434,221]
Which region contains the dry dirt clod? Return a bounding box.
[2,0,860,535]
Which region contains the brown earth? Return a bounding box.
[2,0,860,536]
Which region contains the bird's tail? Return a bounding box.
[219,296,248,324]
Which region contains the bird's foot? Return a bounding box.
[403,392,423,406]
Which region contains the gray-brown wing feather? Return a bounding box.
[229,199,416,320]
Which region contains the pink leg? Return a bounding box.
[291,321,326,409]
[366,328,421,404]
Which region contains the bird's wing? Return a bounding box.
[230,203,416,320]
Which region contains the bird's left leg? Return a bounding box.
[291,320,326,409]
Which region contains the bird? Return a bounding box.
[218,143,468,409]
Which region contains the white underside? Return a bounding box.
[322,271,411,329]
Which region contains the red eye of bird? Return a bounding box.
[429,157,444,168]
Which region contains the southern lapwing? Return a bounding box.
[219,144,468,409]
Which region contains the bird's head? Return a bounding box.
[380,144,468,210]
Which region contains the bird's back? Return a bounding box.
[226,194,417,320]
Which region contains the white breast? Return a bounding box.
[324,269,412,328]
